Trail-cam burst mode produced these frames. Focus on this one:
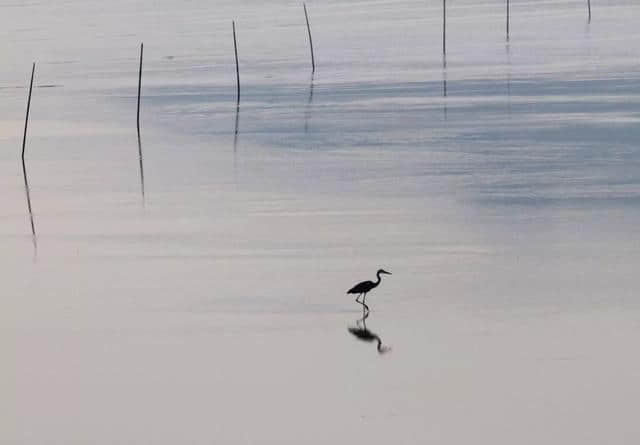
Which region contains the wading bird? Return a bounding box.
[347,269,391,312]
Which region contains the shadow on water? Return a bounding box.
[233,103,240,152]
[233,103,240,186]
[21,159,37,252]
[506,42,512,117]
[442,57,448,120]
[304,74,314,133]
[137,131,146,204]
[347,309,391,355]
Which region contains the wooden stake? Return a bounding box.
[587,0,591,23]
[21,62,37,245]
[303,3,315,73]
[22,62,35,160]
[137,43,143,134]
[233,21,240,103]
[506,0,510,41]
[442,0,446,56]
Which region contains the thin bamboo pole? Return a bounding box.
[21,62,35,160]
[137,43,143,134]
[303,3,315,73]
[233,21,240,103]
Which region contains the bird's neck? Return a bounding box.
[375,272,383,284]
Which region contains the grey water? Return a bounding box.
[3,0,640,443]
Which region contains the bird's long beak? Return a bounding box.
[383,270,392,275]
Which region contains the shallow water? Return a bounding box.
[3,1,640,443]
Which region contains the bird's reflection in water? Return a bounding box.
[347,309,391,355]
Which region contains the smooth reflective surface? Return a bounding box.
[3,1,640,443]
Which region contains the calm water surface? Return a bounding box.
[3,1,640,443]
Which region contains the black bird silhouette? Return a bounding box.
[347,310,391,354]
[347,269,391,312]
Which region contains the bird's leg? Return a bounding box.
[362,293,369,313]
[355,294,361,304]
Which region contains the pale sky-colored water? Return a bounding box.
[3,1,640,443]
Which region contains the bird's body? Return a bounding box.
[347,280,378,295]
[347,269,391,312]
